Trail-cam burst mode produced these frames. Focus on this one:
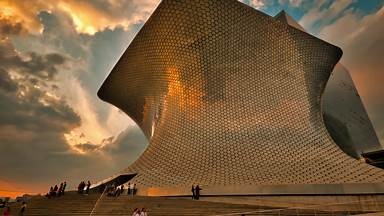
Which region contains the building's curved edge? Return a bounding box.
[274,10,382,159]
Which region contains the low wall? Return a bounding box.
[139,183,384,196]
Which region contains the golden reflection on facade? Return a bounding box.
[165,67,203,111]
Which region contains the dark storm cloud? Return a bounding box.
[38,11,89,59]
[0,40,77,129]
[0,22,73,132]
[13,10,138,124]
[0,68,18,92]
[74,143,100,152]
[102,127,148,157]
[0,1,154,196]
[0,15,27,38]
[0,26,83,191]
[0,24,147,193]
[0,43,68,81]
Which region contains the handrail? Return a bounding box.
[89,187,107,216]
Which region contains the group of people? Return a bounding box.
[106,182,137,197]
[127,183,137,196]
[46,181,66,198]
[78,181,91,194]
[191,185,202,200]
[106,183,124,197]
[131,207,147,216]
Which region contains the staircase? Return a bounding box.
[0,192,376,215]
[91,195,275,215]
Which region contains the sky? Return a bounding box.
[0,0,383,198]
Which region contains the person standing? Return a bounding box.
[49,186,54,197]
[127,183,131,195]
[133,184,137,196]
[130,183,135,197]
[81,181,86,194]
[86,181,91,194]
[53,185,58,196]
[62,181,67,195]
[58,183,63,196]
[19,202,27,216]
[132,208,140,216]
[195,185,202,200]
[191,185,195,200]
[140,208,147,216]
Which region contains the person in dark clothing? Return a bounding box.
[19,202,27,215]
[85,181,91,194]
[58,183,63,196]
[81,181,86,194]
[191,185,195,200]
[62,181,67,195]
[127,182,131,195]
[77,182,82,193]
[49,186,54,197]
[195,185,202,200]
[53,185,58,196]
[132,184,137,195]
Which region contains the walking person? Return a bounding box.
[191,185,195,200]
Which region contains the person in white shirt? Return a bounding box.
[140,208,148,216]
[132,208,140,216]
[130,183,135,196]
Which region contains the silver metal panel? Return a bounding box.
[275,11,382,158]
[323,64,382,157]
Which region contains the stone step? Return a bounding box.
[0,193,372,216]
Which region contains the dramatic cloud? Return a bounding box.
[0,14,27,39]
[0,0,160,35]
[0,0,153,197]
[0,39,148,193]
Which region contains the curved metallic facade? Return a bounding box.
[98,0,384,194]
